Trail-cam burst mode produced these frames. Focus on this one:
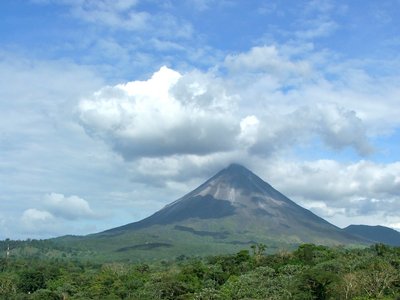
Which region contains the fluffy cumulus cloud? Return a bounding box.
[79,66,240,159]
[245,104,372,157]
[44,193,96,220]
[15,194,96,237]
[20,209,56,235]
[21,193,95,226]
[21,208,54,225]
[79,46,375,161]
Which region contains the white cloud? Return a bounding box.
[238,115,260,148]
[315,105,372,154]
[44,193,96,220]
[20,209,56,234]
[265,159,400,201]
[21,208,54,223]
[33,0,145,30]
[224,46,312,81]
[184,0,234,12]
[223,45,400,132]
[78,57,376,161]
[260,159,400,225]
[35,0,193,38]
[12,194,97,238]
[246,104,372,157]
[300,201,346,218]
[129,151,243,184]
[304,0,335,14]
[78,66,240,159]
[17,204,98,238]
[388,222,400,231]
[72,0,149,30]
[295,20,338,39]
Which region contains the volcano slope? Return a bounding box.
[344,224,400,246]
[56,164,364,261]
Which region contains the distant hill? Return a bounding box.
[344,225,400,246]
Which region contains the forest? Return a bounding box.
[0,243,399,299]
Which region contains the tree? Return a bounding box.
[358,258,399,298]
[18,268,46,293]
[295,265,340,300]
[0,273,17,297]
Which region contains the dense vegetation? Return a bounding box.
[0,243,399,299]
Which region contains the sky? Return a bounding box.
[1,0,400,239]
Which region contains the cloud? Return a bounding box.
[73,2,150,31]
[34,0,193,38]
[17,204,98,238]
[246,104,372,157]
[78,66,240,159]
[314,105,372,155]
[261,159,400,223]
[293,0,341,40]
[224,45,400,133]
[186,0,233,12]
[20,209,56,235]
[267,159,400,201]
[34,0,147,30]
[21,208,54,224]
[295,20,338,40]
[78,57,375,161]
[238,115,260,148]
[189,0,213,11]
[13,194,97,238]
[224,46,312,81]
[16,192,95,228]
[44,193,96,220]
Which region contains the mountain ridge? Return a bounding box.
[344,224,400,246]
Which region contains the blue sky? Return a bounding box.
[1,0,400,239]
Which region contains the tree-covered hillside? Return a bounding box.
[0,243,399,299]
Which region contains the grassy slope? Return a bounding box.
[48,215,366,262]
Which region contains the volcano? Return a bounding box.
[105,164,351,241]
[71,163,362,260]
